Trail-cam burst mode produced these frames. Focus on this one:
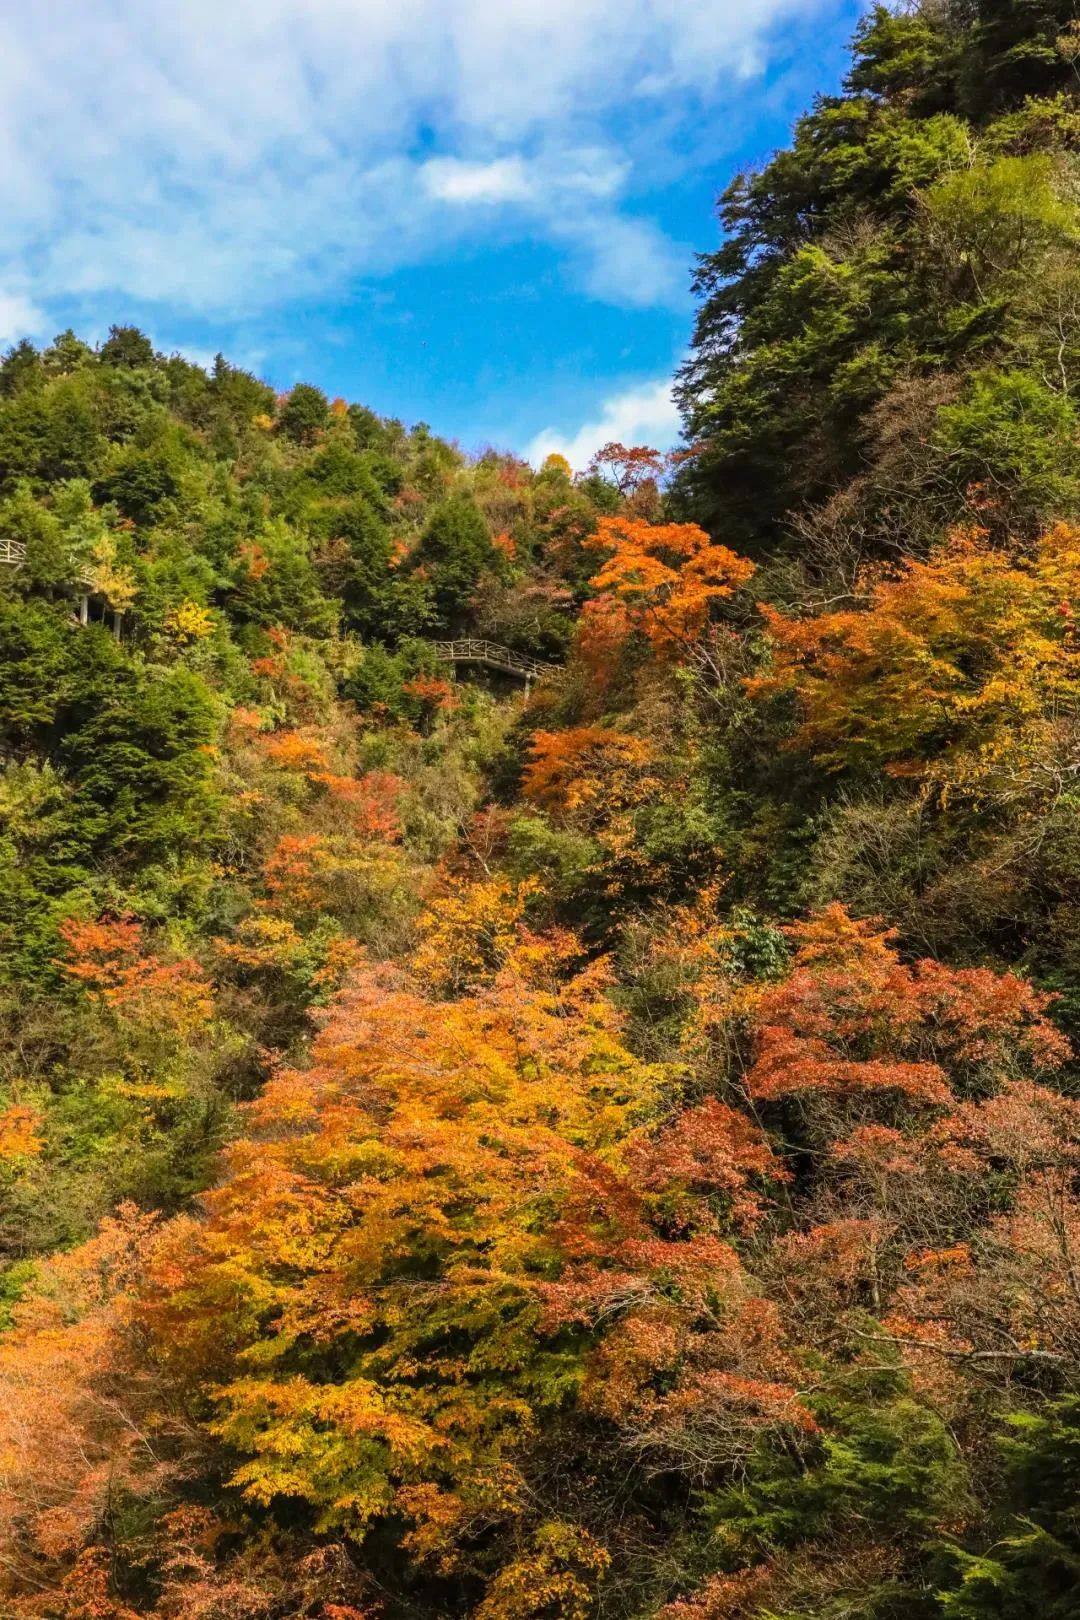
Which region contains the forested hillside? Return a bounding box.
[6,2,1080,1615]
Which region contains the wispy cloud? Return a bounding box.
[422,157,540,206]
[0,0,826,341]
[527,376,681,471]
[0,293,47,345]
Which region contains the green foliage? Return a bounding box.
[0,597,70,742]
[705,1375,970,1567]
[932,367,1080,523]
[0,339,44,398]
[278,381,329,444]
[677,2,1080,554]
[412,490,500,628]
[99,324,156,369]
[8,4,1080,1597]
[94,438,185,526]
[937,1399,1080,1617]
[61,653,222,860]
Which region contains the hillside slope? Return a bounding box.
[5,4,1080,1615]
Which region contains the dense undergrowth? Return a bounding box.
[6,2,1080,1615]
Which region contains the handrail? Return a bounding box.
[433,639,559,682]
[0,537,102,592]
[0,546,545,667]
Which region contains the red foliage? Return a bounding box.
[745,905,1065,1112]
[57,916,213,1034]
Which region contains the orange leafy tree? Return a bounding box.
[586,443,670,498]
[522,727,654,816]
[0,1105,43,1164]
[57,915,214,1036]
[0,1206,165,1606]
[745,904,1066,1117]
[3,901,1076,1616]
[124,933,798,1606]
[731,906,1075,1374]
[581,517,754,665]
[519,725,721,901]
[136,946,664,1540]
[750,523,1080,799]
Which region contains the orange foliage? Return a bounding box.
[108,927,798,1602]
[402,674,458,714]
[320,768,406,840]
[262,729,332,774]
[57,916,214,1035]
[262,834,328,909]
[522,726,652,813]
[0,1105,43,1162]
[257,727,407,836]
[751,523,1080,798]
[581,516,754,663]
[0,1208,163,1605]
[238,541,271,580]
[745,904,1065,1113]
[259,785,412,925]
[134,945,674,1540]
[586,442,669,496]
[16,884,1072,1612]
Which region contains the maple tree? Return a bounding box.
[0,1206,163,1606]
[581,516,754,665]
[751,524,1080,802]
[133,945,668,1559]
[522,727,653,816]
[57,915,214,1036]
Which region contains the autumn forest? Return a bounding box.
[6,3,1080,1615]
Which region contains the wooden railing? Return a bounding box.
[0,549,556,669]
[1,537,102,592]
[433,639,559,683]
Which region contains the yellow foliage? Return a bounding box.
[411,875,541,994]
[752,524,1080,803]
[83,537,138,613]
[164,600,216,644]
[475,1523,611,1620]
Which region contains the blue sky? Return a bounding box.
[3,0,864,467]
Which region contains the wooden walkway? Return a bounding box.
[0,546,559,677]
[433,639,559,683]
[1,537,118,630]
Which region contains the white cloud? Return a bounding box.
[422,157,536,205]
[527,376,681,471]
[567,214,684,309]
[0,292,47,346]
[0,0,826,331]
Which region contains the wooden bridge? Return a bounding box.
[0,537,94,585]
[433,639,559,684]
[0,536,121,630]
[0,546,559,675]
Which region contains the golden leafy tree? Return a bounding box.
[751,524,1080,801]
